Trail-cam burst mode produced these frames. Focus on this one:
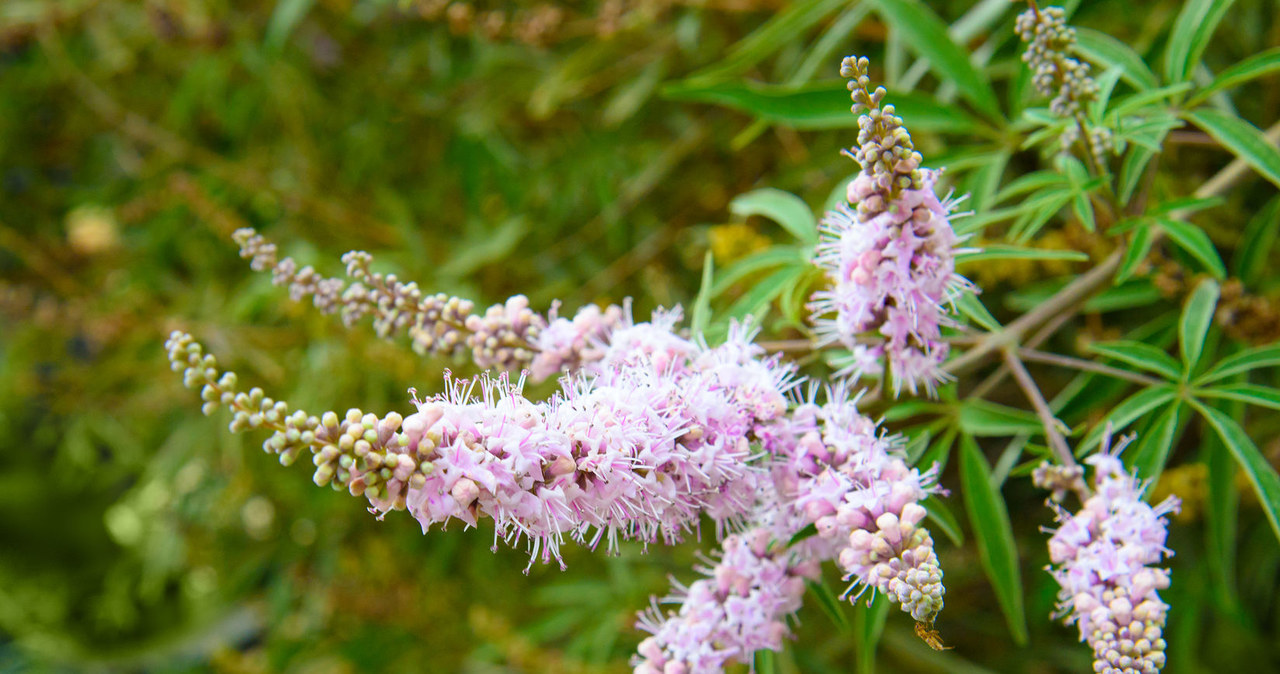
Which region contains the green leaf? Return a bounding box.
[755,648,779,674]
[806,580,852,633]
[712,246,806,297]
[729,188,817,246]
[785,524,819,552]
[958,400,1043,437]
[1190,46,1280,106]
[1079,385,1178,454]
[684,0,849,82]
[1197,344,1280,384]
[924,495,964,547]
[1118,146,1158,204]
[1089,341,1182,380]
[852,594,891,674]
[958,435,1028,645]
[690,252,714,336]
[1163,0,1238,84]
[265,0,315,52]
[1129,402,1185,483]
[1117,225,1155,283]
[955,244,1088,265]
[1192,401,1280,544]
[1179,278,1220,373]
[1232,194,1280,285]
[870,0,1003,119]
[1198,383,1280,411]
[1186,109,1280,189]
[1074,27,1158,90]
[726,266,806,320]
[955,292,1001,332]
[1157,217,1227,279]
[1107,83,1194,118]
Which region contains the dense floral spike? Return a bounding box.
[809,56,973,397]
[633,526,819,674]
[1015,5,1113,160]
[774,386,946,624]
[1045,436,1179,674]
[529,301,626,380]
[168,308,796,569]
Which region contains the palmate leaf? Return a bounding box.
[1192,401,1280,545]
[958,435,1028,645]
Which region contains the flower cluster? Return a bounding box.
[170,305,796,570]
[809,56,972,396]
[1015,5,1113,159]
[530,301,627,381]
[634,526,819,674]
[1046,439,1180,674]
[772,386,945,624]
[399,311,794,566]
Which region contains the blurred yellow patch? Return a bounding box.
[709,222,769,264]
[66,205,121,255]
[1152,463,1207,523]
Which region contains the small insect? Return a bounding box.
[915,622,952,651]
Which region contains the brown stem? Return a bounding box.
[1003,346,1076,468]
[1017,347,1163,387]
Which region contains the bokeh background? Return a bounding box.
[3,0,1279,672]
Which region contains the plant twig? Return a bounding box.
[1003,346,1076,468]
[1017,347,1163,387]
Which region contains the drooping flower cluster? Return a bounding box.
[170,303,796,570]
[1015,5,1113,160]
[397,310,794,566]
[1045,440,1180,674]
[772,386,945,624]
[809,57,972,396]
[634,526,819,674]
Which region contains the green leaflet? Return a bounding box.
[959,435,1028,645]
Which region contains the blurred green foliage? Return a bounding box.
[2,0,1279,672]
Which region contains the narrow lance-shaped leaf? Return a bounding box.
[729,188,818,246]
[1157,217,1227,280]
[689,251,714,335]
[1192,401,1280,545]
[852,593,891,674]
[1089,340,1182,381]
[1079,385,1178,455]
[1179,279,1220,374]
[870,0,1003,119]
[1128,402,1185,483]
[958,435,1028,645]
[1186,109,1280,190]
[1196,344,1280,384]
[1189,46,1280,105]
[1163,0,1238,84]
